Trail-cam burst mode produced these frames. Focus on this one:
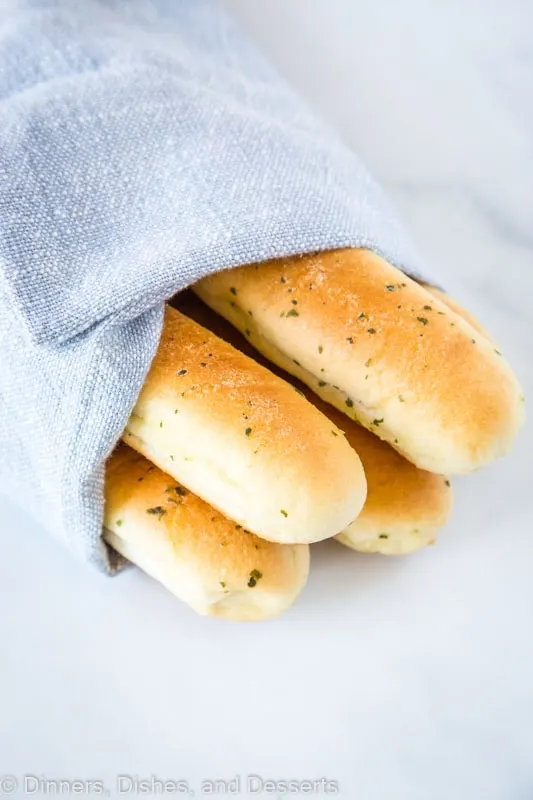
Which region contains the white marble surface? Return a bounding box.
[1,1,532,799]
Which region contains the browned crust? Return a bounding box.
[134,304,342,460]
[331,415,452,541]
[195,248,524,473]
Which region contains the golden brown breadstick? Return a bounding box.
[194,248,524,475]
[104,445,310,620]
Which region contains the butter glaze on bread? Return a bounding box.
[194,248,525,475]
[104,445,310,620]
[123,306,367,544]
[177,292,453,555]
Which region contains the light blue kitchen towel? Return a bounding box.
[0,0,427,572]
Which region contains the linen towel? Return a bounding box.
[0,0,427,572]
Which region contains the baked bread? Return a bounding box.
[103,445,310,620]
[332,419,452,554]
[176,291,453,555]
[123,305,367,544]
[422,284,492,341]
[194,248,524,475]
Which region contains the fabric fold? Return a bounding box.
[0,0,429,571]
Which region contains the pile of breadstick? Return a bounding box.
[103,249,524,620]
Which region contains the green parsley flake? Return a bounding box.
[248,569,263,588]
[147,506,166,520]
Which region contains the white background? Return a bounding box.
[1,1,532,798]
